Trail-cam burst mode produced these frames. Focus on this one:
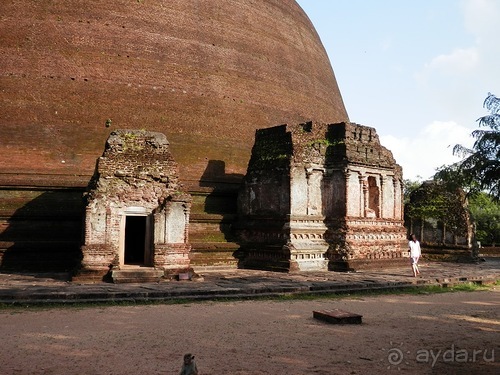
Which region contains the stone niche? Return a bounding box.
[77,130,192,281]
[236,121,407,272]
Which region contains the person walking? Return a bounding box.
[409,234,421,277]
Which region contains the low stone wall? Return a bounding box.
[478,246,500,257]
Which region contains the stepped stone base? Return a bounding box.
[189,242,239,269]
[72,269,110,283]
[111,268,165,284]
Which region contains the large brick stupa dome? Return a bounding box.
[0,0,348,188]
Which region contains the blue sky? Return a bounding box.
[296,0,500,180]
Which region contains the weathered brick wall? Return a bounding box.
[238,125,292,218]
[0,0,348,188]
[342,122,399,168]
[153,243,191,275]
[0,188,83,272]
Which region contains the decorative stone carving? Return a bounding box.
[77,130,192,281]
[236,121,407,272]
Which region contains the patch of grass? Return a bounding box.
[269,284,484,302]
[0,297,198,312]
[443,282,492,292]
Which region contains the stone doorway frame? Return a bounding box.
[119,207,153,268]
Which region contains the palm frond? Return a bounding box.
[477,114,500,130]
[452,143,473,157]
[483,92,500,114]
[448,93,500,201]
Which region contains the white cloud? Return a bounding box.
[415,47,479,89]
[424,48,479,75]
[420,0,500,81]
[414,0,500,136]
[462,0,500,39]
[462,0,500,91]
[380,121,474,180]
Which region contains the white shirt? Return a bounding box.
[409,240,421,258]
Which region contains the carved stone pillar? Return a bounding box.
[380,175,385,219]
[359,175,368,217]
[393,178,398,219]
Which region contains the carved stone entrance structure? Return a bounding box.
[236,122,407,272]
[77,130,192,281]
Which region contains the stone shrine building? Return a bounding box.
[236,122,407,272]
[77,130,192,281]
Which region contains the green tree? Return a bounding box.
[403,177,422,205]
[468,192,500,246]
[434,162,499,247]
[451,92,500,200]
[405,181,470,243]
[434,163,479,197]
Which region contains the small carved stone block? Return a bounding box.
[313,309,363,324]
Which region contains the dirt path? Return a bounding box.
[1,288,499,374]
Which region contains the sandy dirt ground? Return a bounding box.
[0,288,499,375]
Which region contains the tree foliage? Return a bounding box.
[406,181,469,236]
[403,178,422,205]
[447,92,500,200]
[433,162,485,203]
[468,192,500,245]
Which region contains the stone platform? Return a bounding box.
[0,259,498,305]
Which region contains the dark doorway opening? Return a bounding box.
[368,176,380,218]
[125,216,146,265]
